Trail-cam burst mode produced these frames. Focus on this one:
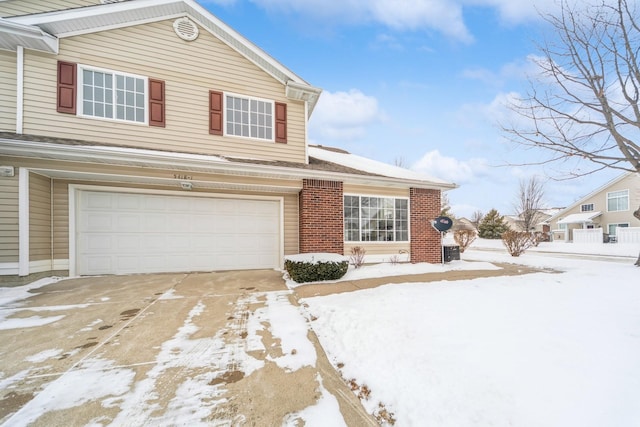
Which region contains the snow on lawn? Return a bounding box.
[457,237,639,258]
[302,253,640,426]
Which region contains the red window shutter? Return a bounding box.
[209,91,223,135]
[57,61,76,114]
[148,78,165,127]
[275,102,287,143]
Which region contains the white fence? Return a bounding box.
[618,227,640,244]
[573,228,603,244]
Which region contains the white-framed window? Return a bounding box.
[78,65,147,124]
[557,223,567,230]
[344,195,409,242]
[581,203,594,212]
[607,189,629,212]
[608,223,629,236]
[225,93,274,141]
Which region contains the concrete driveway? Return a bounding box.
[0,271,375,426]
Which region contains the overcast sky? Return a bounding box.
[203,0,623,218]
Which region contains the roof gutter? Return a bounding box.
[0,18,58,53]
[0,139,457,191]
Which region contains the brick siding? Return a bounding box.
[299,179,344,254]
[410,188,442,263]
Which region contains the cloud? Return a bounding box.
[249,0,473,42]
[309,89,385,141]
[410,150,490,183]
[208,0,592,43]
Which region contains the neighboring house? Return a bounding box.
[505,208,563,234]
[547,173,640,243]
[0,0,455,280]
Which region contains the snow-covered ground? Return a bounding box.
[2,241,639,426]
[301,243,640,426]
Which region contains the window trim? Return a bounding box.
[343,194,410,243]
[76,64,149,125]
[606,189,629,212]
[223,91,276,142]
[580,203,594,212]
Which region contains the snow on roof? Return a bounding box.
[308,146,455,187]
[557,211,602,224]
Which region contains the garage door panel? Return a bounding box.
[84,213,113,231]
[77,191,281,275]
[117,194,142,210]
[85,192,113,209]
[117,214,140,231]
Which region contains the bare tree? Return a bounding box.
[503,0,640,266]
[393,156,406,168]
[514,177,546,232]
[440,192,454,218]
[470,210,484,229]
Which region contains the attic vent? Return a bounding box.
[173,17,199,41]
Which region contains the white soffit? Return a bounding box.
[0,18,58,53]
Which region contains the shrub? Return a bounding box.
[453,229,476,253]
[284,254,349,283]
[349,246,366,269]
[501,230,535,257]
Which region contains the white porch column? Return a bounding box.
[16,46,24,134]
[18,168,29,276]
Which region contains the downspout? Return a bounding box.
[16,46,24,134]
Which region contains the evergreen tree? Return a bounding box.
[478,209,510,239]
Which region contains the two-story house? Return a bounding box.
[548,172,640,243]
[0,0,455,281]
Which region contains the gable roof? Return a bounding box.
[547,172,635,223]
[557,211,602,224]
[309,145,456,189]
[1,0,322,113]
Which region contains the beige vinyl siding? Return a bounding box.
[29,172,51,261]
[52,180,69,261]
[0,172,19,263]
[0,0,98,17]
[554,173,640,229]
[0,50,16,132]
[22,19,307,163]
[283,193,299,255]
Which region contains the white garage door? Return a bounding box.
[76,191,281,275]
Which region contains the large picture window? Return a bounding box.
[79,66,147,124]
[226,94,273,141]
[344,195,408,242]
[607,189,629,212]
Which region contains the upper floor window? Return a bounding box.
[344,195,408,242]
[225,94,273,141]
[79,66,147,124]
[607,189,629,212]
[580,203,594,212]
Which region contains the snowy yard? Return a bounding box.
[300,242,640,426]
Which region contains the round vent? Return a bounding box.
[173,17,199,41]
